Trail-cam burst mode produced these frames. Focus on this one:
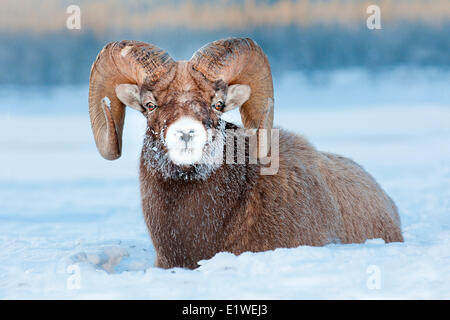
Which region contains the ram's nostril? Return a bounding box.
[177,130,193,143]
[176,129,198,142]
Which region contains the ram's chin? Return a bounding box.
[143,138,224,181]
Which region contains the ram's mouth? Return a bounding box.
[167,146,204,166]
[179,147,196,154]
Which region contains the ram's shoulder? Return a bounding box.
[276,128,320,166]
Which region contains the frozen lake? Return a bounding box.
[1,69,449,299]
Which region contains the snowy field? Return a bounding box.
[0,69,449,299]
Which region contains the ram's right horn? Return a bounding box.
[89,40,175,160]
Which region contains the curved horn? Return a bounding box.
[190,38,274,158]
[89,40,175,160]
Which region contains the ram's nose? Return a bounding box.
[165,117,208,165]
[177,130,196,144]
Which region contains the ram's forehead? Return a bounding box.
[190,102,201,113]
[178,91,196,103]
[182,82,192,91]
[167,63,212,97]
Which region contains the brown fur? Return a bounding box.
[140,111,403,269]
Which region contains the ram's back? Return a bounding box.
[229,130,403,254]
[317,151,403,243]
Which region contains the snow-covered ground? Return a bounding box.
[0,69,449,299]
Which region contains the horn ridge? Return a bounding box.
[88,40,175,160]
[190,37,274,158]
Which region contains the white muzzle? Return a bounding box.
[164,117,207,166]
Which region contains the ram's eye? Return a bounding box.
[212,100,225,112]
[145,102,158,112]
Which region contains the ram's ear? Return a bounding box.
[115,84,144,112]
[224,84,251,112]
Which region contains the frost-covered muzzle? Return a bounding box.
[164,117,208,166]
[143,118,226,180]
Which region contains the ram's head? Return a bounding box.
[89,38,273,179]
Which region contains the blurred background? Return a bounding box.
[1,0,449,298]
[0,0,448,82]
[1,0,449,108]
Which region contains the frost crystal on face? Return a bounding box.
[142,119,226,181]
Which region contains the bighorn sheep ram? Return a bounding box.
[89,38,403,269]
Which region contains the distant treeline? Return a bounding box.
[2,0,450,33]
[1,23,449,85]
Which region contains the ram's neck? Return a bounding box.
[139,147,259,269]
